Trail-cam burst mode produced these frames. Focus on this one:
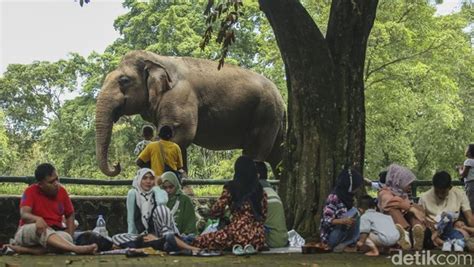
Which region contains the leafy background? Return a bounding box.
[0,0,472,196]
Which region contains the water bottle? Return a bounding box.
[93,215,109,237]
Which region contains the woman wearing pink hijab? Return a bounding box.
[378,164,426,251]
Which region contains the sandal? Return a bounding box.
[232,244,245,256]
[1,246,15,256]
[196,249,221,257]
[244,244,256,255]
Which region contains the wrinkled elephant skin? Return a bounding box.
[95,50,285,177]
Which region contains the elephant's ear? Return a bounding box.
[144,60,176,90]
[143,60,177,109]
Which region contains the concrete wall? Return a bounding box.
[0,195,216,244]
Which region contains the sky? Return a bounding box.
[0,0,465,76]
[0,0,127,74]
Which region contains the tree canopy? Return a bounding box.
[0,0,471,190]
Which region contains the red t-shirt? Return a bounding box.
[19,184,74,228]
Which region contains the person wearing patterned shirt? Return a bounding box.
[319,168,364,252]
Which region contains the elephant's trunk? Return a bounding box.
[95,94,121,177]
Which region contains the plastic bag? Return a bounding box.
[288,229,305,247]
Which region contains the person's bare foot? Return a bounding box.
[74,244,98,254]
[365,249,379,256]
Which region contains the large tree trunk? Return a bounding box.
[259,0,378,238]
[326,0,378,173]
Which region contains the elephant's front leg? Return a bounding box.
[172,125,195,172]
[181,148,188,172]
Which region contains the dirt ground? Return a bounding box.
[0,252,424,267]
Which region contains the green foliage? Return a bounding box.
[192,185,223,197]
[187,146,241,179]
[363,0,473,179]
[0,183,129,197]
[0,183,220,197]
[1,0,472,196]
[299,0,473,181]
[0,60,80,150]
[202,0,244,69]
[302,0,331,35]
[0,110,17,172]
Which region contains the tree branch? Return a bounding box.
[365,57,372,81]
[416,150,431,174]
[365,72,409,90]
[396,3,414,24]
[365,41,446,80]
[365,76,392,89]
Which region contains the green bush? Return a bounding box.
[0,183,221,197]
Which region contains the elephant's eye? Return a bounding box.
[118,75,131,87]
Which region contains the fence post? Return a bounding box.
[411,183,417,198]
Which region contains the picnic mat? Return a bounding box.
[260,247,302,254]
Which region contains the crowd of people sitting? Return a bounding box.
[2,155,289,256]
[2,124,473,258]
[319,143,474,256]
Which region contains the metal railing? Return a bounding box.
[410,179,463,197]
[0,176,280,186]
[0,176,464,197]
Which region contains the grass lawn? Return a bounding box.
[4,251,471,267]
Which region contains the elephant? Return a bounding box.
[95,50,285,177]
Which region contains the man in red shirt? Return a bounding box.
[7,163,97,254]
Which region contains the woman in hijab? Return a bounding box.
[377,164,425,251]
[192,155,268,251]
[112,168,201,254]
[161,171,197,234]
[126,168,172,235]
[319,168,364,252]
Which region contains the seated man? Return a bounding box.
[255,161,289,248]
[6,163,97,255]
[419,171,474,249]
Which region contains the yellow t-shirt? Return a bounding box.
[138,140,183,176]
[419,187,471,221]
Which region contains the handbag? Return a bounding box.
[159,142,182,183]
